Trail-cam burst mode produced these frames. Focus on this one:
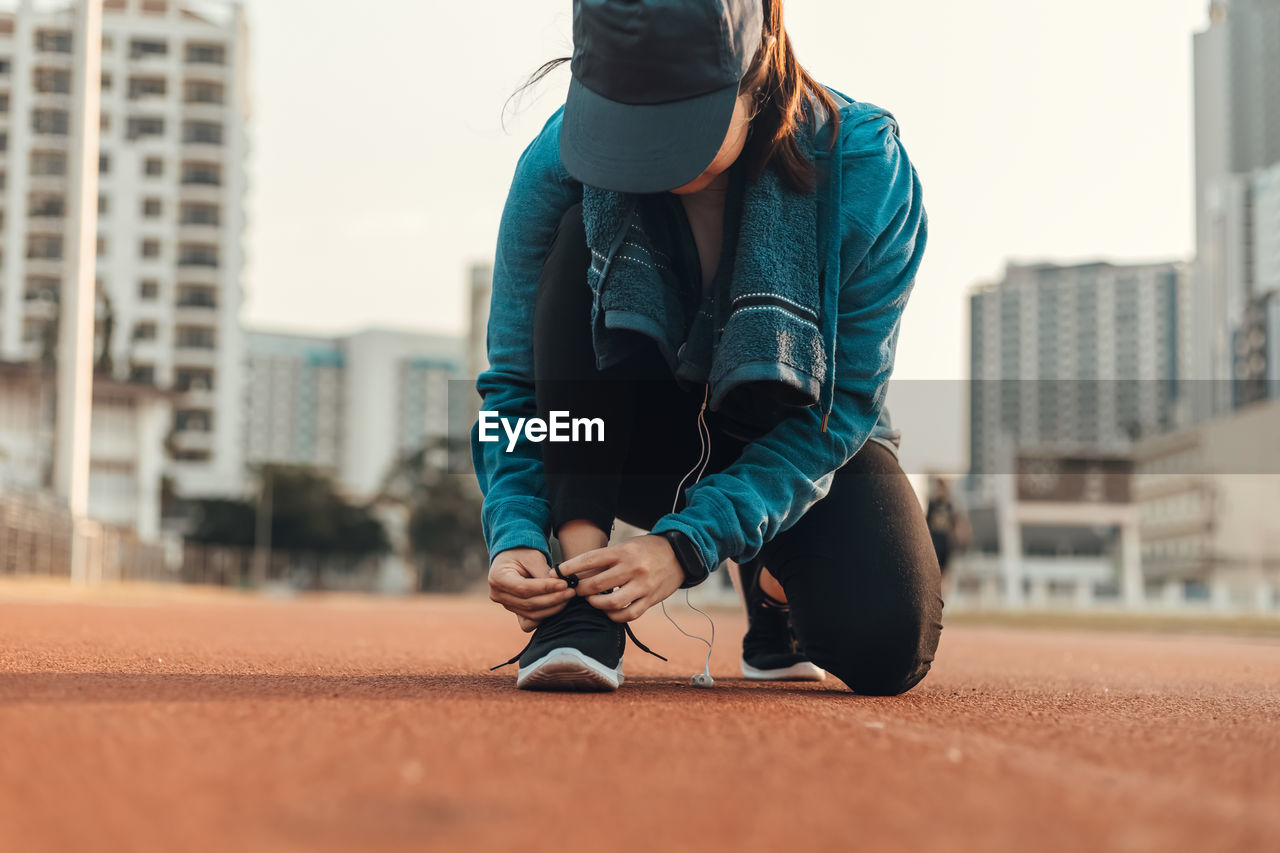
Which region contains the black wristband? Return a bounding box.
[654,529,709,589]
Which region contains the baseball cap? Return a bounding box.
[560,0,764,194]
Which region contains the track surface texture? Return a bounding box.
[1,584,1277,853]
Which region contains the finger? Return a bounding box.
[507,599,570,622]
[556,547,623,577]
[586,581,641,612]
[491,571,567,598]
[575,564,633,597]
[517,614,538,633]
[606,596,650,623]
[490,586,575,611]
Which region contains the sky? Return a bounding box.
[243,0,1210,395]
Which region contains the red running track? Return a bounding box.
[0,586,1277,852]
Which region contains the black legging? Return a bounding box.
[532,202,943,696]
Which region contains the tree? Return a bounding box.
[372,436,487,592]
[188,464,389,559]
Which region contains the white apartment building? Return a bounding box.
[244,327,466,500]
[0,360,170,539]
[0,0,249,499]
[967,260,1193,488]
[1134,397,1280,612]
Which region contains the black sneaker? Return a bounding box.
[490,590,667,692]
[735,557,826,682]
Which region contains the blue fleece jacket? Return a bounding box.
[471,86,928,580]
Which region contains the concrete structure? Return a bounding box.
[967,260,1191,490]
[244,327,465,499]
[0,360,170,539]
[954,451,1142,610]
[1133,397,1280,611]
[0,0,250,498]
[1192,1,1280,417]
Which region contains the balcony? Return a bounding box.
[178,222,220,242]
[175,302,217,324]
[172,346,217,367]
[174,265,218,286]
[171,429,214,453]
[24,258,64,277]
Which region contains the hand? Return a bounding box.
[555,535,685,623]
[488,547,575,632]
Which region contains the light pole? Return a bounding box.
[253,467,273,586]
[52,0,104,585]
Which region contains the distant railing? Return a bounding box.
[0,492,169,582]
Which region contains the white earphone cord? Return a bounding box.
[660,383,717,685]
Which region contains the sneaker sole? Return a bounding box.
[516,648,624,692]
[740,657,827,682]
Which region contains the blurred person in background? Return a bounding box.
[926,476,969,578]
[474,0,939,694]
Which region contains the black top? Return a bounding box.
[641,154,748,334]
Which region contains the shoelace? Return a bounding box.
[490,566,668,671]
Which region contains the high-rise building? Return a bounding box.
[0,0,249,498]
[1192,0,1280,414]
[967,260,1191,486]
[244,328,465,499]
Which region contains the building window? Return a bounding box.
[31,151,67,176]
[128,76,167,100]
[177,285,216,307]
[0,59,10,74]
[141,1,168,15]
[144,157,164,177]
[130,39,168,59]
[175,368,213,392]
[178,244,218,267]
[99,112,111,132]
[27,234,63,260]
[0,93,9,113]
[180,162,220,185]
[98,194,109,215]
[101,71,113,91]
[102,35,114,52]
[175,326,216,349]
[181,203,219,225]
[128,364,155,384]
[36,30,73,54]
[175,409,212,432]
[32,195,64,217]
[141,239,161,259]
[143,198,162,218]
[127,116,165,140]
[35,68,72,94]
[99,153,110,174]
[185,43,226,65]
[184,81,224,105]
[182,121,223,145]
[132,322,157,341]
[139,279,159,300]
[34,109,70,136]
[97,235,107,256]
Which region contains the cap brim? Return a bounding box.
[560,77,739,194]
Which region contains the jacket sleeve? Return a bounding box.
[649,113,928,578]
[471,108,583,567]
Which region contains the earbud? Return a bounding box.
[690,672,715,689]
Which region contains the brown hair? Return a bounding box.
[506,0,840,196]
